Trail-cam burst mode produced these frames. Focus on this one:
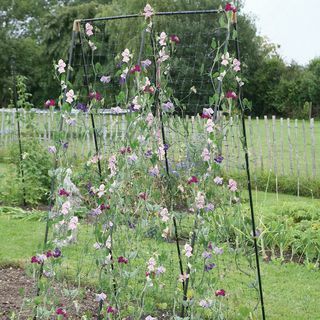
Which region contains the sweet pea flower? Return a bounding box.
[187,176,198,185]
[214,155,224,164]
[127,153,138,164]
[159,207,170,222]
[85,23,93,36]
[45,99,55,108]
[159,32,167,46]
[213,246,224,255]
[48,146,56,154]
[108,155,117,177]
[221,52,230,66]
[120,67,129,84]
[156,266,166,275]
[184,243,193,257]
[100,75,111,84]
[214,176,223,185]
[162,226,170,239]
[59,188,70,197]
[228,179,238,191]
[56,308,67,317]
[97,184,105,197]
[132,96,141,111]
[236,76,244,87]
[61,201,71,215]
[170,34,180,44]
[225,2,237,12]
[130,64,141,73]
[146,112,154,127]
[149,165,159,177]
[147,257,156,272]
[107,306,117,314]
[57,59,66,73]
[158,144,165,160]
[141,59,152,68]
[95,292,107,302]
[111,106,123,114]
[201,148,210,161]
[162,101,174,112]
[199,299,212,308]
[215,289,226,296]
[121,48,133,63]
[202,251,212,259]
[205,263,216,271]
[68,216,78,230]
[145,316,157,320]
[205,203,215,212]
[158,47,169,63]
[233,58,241,72]
[226,91,237,100]
[88,40,97,51]
[179,273,189,283]
[195,192,205,209]
[217,70,227,82]
[143,4,154,19]
[66,89,75,104]
[118,256,128,264]
[206,118,214,133]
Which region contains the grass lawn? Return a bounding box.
[0,194,320,320]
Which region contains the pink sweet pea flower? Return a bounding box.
[228,179,238,192]
[66,89,75,104]
[85,23,93,36]
[143,4,154,19]
[226,91,237,100]
[57,59,66,74]
[45,99,55,108]
[187,176,199,185]
[56,307,67,317]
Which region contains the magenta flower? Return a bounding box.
[138,192,148,200]
[89,91,102,101]
[215,289,226,296]
[44,99,55,108]
[31,256,40,264]
[225,3,237,12]
[107,306,117,314]
[170,34,180,44]
[56,307,67,317]
[130,64,141,73]
[226,91,237,99]
[187,176,199,185]
[59,188,70,197]
[118,256,128,264]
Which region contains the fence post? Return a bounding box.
[287,118,294,176]
[310,118,316,177]
[294,119,300,197]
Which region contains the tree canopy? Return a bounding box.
[1,0,319,117]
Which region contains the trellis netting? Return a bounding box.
[30,4,265,320]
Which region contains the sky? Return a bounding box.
[242,0,320,65]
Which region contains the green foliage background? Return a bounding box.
[1,0,320,117]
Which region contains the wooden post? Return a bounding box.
[256,117,263,171]
[302,119,309,177]
[294,119,300,196]
[310,118,316,177]
[280,118,285,175]
[287,118,294,176]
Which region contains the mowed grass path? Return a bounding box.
[0,192,320,319]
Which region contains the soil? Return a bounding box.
[0,268,171,320]
[0,267,97,320]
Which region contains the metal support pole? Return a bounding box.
[233,15,266,320]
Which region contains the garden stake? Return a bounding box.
[33,29,77,320]
[150,28,186,295]
[78,27,102,179]
[11,61,27,207]
[233,16,266,320]
[77,22,118,316]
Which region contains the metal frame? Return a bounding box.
[37,9,266,320]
